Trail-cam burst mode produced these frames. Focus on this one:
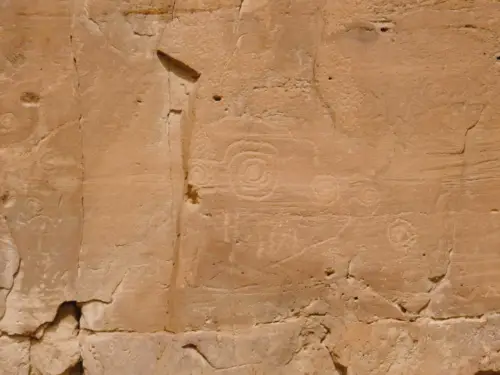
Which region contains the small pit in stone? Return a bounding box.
[212,94,222,102]
[429,274,445,283]
[324,267,335,277]
[20,91,40,107]
[1,191,13,207]
[1,193,15,208]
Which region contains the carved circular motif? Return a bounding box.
[310,175,339,203]
[227,142,277,201]
[190,160,213,187]
[387,219,417,250]
[359,186,381,207]
[0,113,18,135]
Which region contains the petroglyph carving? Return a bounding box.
[357,186,381,208]
[256,225,300,262]
[225,141,278,201]
[0,110,37,146]
[310,175,339,204]
[0,113,18,135]
[189,160,215,188]
[387,219,417,251]
[350,179,382,208]
[17,197,57,232]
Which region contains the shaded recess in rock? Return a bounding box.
[60,301,82,326]
[19,91,40,106]
[68,360,84,375]
[334,361,348,375]
[156,50,201,82]
[186,184,200,204]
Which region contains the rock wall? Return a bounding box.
[2,0,500,374]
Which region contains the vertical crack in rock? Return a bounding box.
[238,0,245,18]
[323,335,348,375]
[458,104,486,156]
[69,0,85,280]
[429,244,453,289]
[311,3,336,130]
[171,0,177,21]
[420,221,456,316]
[157,50,200,330]
[30,301,83,375]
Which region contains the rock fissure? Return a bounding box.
[69,3,85,283]
[157,50,201,331]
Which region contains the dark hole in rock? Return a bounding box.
[333,360,348,375]
[324,267,335,277]
[186,184,200,204]
[20,91,40,105]
[68,360,84,375]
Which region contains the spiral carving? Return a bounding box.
[226,141,278,201]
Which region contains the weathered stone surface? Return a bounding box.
[3,0,500,373]
[79,315,500,374]
[80,320,340,375]
[0,335,30,375]
[0,2,81,335]
[30,302,81,375]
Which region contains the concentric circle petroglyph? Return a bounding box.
[358,185,381,207]
[0,113,18,135]
[0,111,37,146]
[189,160,213,187]
[226,141,278,201]
[310,175,339,203]
[387,219,417,250]
[26,197,43,216]
[351,180,382,208]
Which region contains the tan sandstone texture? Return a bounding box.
[2,0,500,373]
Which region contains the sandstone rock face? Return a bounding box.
[2,0,500,373]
